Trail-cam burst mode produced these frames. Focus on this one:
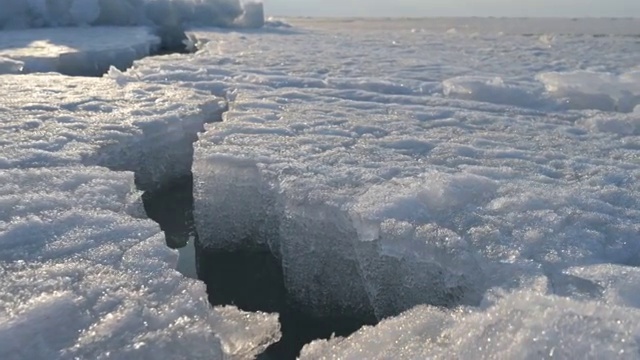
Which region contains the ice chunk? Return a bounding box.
[442,76,546,108]
[577,111,640,135]
[537,70,640,112]
[211,306,281,359]
[0,27,160,76]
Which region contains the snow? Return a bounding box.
[3,16,640,359]
[0,27,160,76]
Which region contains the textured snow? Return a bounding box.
[3,16,640,359]
[0,27,160,75]
[0,73,225,190]
[0,0,265,30]
[0,167,280,360]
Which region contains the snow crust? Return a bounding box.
[0,27,160,75]
[0,0,265,30]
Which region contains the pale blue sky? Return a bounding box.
[263,0,640,17]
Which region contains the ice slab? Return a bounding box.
[0,166,280,359]
[0,27,160,76]
[192,83,640,319]
[130,28,640,321]
[0,73,225,190]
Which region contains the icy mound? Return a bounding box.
[300,283,640,359]
[0,0,265,30]
[0,27,160,76]
[0,73,225,190]
[0,167,280,359]
[537,70,640,112]
[442,76,547,108]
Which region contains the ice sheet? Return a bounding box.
[4,17,640,359]
[0,167,280,359]
[123,25,639,321]
[0,27,160,76]
[104,24,640,342]
[0,73,225,190]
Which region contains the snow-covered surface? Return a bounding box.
[0,27,160,75]
[117,17,640,355]
[0,71,278,358]
[2,16,640,359]
[0,0,265,29]
[0,167,280,359]
[0,73,225,189]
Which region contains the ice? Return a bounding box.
[0,73,225,190]
[0,56,23,73]
[118,21,640,324]
[538,70,640,112]
[0,167,280,359]
[236,1,265,28]
[3,16,640,359]
[0,27,160,76]
[442,76,548,108]
[300,287,640,359]
[0,0,264,30]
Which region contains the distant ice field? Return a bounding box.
[1,17,640,359]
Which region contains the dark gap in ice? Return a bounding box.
[137,172,377,359]
[196,244,378,360]
[140,172,197,250]
[106,93,377,358]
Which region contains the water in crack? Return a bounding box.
[140,173,377,359]
[140,172,198,278]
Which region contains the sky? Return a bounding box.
[263,0,640,18]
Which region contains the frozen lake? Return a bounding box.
[1,13,640,360]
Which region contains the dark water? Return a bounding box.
[140,173,375,359]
